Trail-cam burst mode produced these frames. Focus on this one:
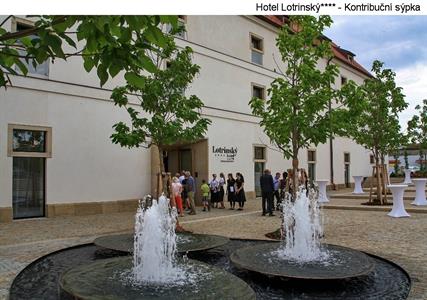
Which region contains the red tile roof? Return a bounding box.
[257,16,372,78]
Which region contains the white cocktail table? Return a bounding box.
[316,180,329,203]
[403,169,412,185]
[352,176,365,194]
[387,185,410,218]
[411,178,427,206]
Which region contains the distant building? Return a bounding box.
[0,16,373,221]
[389,144,425,172]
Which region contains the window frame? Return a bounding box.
[251,83,266,100]
[175,15,187,39]
[253,145,267,162]
[250,33,264,53]
[344,152,351,164]
[250,33,264,65]
[8,124,52,158]
[307,149,316,163]
[11,17,50,77]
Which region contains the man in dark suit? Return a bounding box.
[260,169,275,216]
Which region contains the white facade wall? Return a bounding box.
[0,15,373,212]
[0,85,150,208]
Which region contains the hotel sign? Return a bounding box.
[212,146,238,163]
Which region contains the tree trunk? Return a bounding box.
[375,155,382,204]
[157,147,165,198]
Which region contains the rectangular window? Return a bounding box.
[252,84,265,100]
[176,15,187,39]
[15,19,49,76]
[341,76,347,86]
[370,154,375,164]
[344,152,350,164]
[308,149,316,162]
[254,146,266,160]
[13,157,45,219]
[250,34,263,65]
[13,129,46,153]
[8,124,52,158]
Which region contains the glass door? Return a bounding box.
[179,149,192,172]
[344,164,350,188]
[13,157,45,219]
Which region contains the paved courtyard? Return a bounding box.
[0,196,426,299]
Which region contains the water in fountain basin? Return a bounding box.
[133,195,186,284]
[277,187,329,263]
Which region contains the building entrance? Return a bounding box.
[12,157,45,219]
[163,148,193,176]
[154,139,208,204]
[344,152,351,188]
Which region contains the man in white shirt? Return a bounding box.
[178,170,185,184]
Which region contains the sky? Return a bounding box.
[324,16,426,131]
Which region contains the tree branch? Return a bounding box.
[0,16,67,42]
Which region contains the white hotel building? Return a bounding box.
[0,15,374,222]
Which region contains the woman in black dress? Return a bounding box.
[218,172,226,209]
[235,172,246,210]
[226,173,236,209]
[181,177,189,211]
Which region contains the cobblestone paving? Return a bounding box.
[0,198,426,299]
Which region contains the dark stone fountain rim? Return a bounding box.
[93,232,230,254]
[9,239,412,300]
[231,243,377,280]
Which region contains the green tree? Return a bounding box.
[0,15,179,87]
[407,99,427,171]
[393,152,400,175]
[403,149,409,169]
[109,38,211,196]
[345,60,407,204]
[250,16,342,196]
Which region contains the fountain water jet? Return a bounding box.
[59,195,256,299]
[133,195,184,284]
[278,187,329,263]
[231,186,375,280]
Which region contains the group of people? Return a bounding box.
[201,172,246,211]
[259,168,309,216]
[170,168,310,217]
[171,171,197,217]
[170,171,247,216]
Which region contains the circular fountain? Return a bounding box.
[231,188,376,281]
[58,195,255,300]
[231,243,374,280]
[9,193,411,299]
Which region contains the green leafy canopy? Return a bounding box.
[407,99,427,170]
[110,40,211,151]
[344,60,408,162]
[0,15,179,87]
[249,16,342,160]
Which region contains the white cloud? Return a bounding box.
[395,62,426,130]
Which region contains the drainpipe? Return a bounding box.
[329,100,336,190]
[327,57,336,190]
